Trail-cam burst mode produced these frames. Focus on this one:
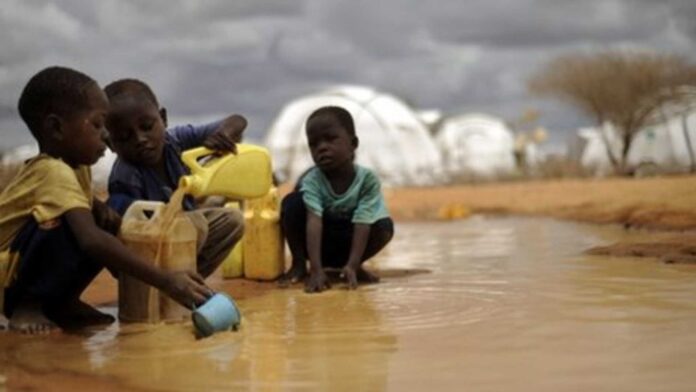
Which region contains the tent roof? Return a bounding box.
[264,85,443,186]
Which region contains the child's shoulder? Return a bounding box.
[109,156,144,184]
[297,166,322,188]
[23,155,79,180]
[355,165,381,182]
[2,155,87,198]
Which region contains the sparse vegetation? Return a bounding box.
[529,50,696,173]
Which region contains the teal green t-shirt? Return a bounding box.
[300,165,390,224]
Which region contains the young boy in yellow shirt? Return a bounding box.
[0,67,212,333]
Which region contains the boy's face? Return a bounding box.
[60,83,109,167]
[306,113,355,172]
[106,96,166,167]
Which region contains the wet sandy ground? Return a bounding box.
[3,216,696,391]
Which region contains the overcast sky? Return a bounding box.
[1,0,695,150]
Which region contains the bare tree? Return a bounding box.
[529,50,696,172]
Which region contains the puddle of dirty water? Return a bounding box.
[2,216,696,391]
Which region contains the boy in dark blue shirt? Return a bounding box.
[104,79,245,278]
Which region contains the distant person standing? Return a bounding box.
[279,106,394,292]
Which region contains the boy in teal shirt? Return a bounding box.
[280,106,394,293]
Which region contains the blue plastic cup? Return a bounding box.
[192,292,241,337]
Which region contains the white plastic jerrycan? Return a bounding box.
[118,200,198,323]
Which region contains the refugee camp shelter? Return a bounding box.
[575,109,696,176]
[627,110,696,173]
[434,113,516,179]
[264,85,444,186]
[573,123,622,176]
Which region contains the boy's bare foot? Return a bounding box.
[356,267,380,284]
[8,301,57,334]
[278,264,307,287]
[47,299,115,330]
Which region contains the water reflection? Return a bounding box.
[238,289,396,391]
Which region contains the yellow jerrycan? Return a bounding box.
[243,188,286,281]
[179,144,272,199]
[221,201,244,278]
[118,200,198,323]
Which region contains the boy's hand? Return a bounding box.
[340,265,359,290]
[305,270,331,293]
[92,199,122,235]
[203,115,247,153]
[164,270,213,309]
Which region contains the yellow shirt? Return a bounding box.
[0,154,92,291]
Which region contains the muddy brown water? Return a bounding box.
[2,216,696,391]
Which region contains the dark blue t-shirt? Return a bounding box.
[107,121,221,215]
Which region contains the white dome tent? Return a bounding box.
[627,109,696,173]
[575,108,696,176]
[434,113,516,179]
[264,85,444,187]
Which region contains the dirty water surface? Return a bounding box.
[2,216,696,391]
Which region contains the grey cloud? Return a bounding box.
[2,0,696,151]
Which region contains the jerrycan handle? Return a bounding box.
[181,144,259,173]
[181,146,216,176]
[122,201,165,222]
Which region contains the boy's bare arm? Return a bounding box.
[91,197,121,235]
[342,223,370,289]
[305,211,330,293]
[203,114,247,153]
[64,208,212,307]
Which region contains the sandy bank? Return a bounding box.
[385,175,696,230]
[384,175,696,263]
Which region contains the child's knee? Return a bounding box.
[375,219,394,240]
[281,192,304,213]
[370,218,394,249]
[222,208,245,243]
[281,192,306,225]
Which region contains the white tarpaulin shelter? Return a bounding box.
[627,110,696,171]
[434,113,516,179]
[264,85,444,186]
[574,123,622,176]
[576,109,696,175]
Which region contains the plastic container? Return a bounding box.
[221,201,244,278]
[179,144,272,200]
[243,188,285,281]
[192,292,241,337]
[118,200,198,323]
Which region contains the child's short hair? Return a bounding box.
[104,78,159,106]
[17,66,96,138]
[308,106,355,137]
